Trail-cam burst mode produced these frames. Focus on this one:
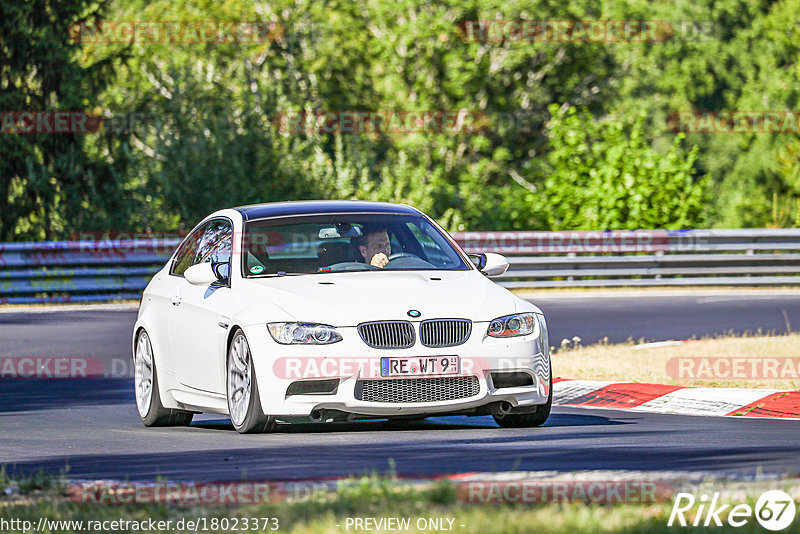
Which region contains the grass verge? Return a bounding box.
[2,472,799,534]
[554,333,800,389]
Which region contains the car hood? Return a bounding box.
[237,270,530,326]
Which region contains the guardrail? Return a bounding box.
[1,229,799,303]
[0,239,179,304]
[456,229,800,288]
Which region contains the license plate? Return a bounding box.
[380,356,460,377]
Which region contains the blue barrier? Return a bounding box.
[0,239,177,303]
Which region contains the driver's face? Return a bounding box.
[360,231,391,262]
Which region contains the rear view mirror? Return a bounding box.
[319,224,363,239]
[318,227,342,239]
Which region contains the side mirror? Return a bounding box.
[185,262,222,286]
[212,262,230,281]
[468,253,487,270]
[469,252,508,277]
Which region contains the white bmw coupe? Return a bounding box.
[133,201,552,433]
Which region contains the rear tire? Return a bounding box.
[227,329,276,434]
[134,330,194,427]
[493,373,552,428]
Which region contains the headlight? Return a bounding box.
[486,312,540,338]
[267,323,343,345]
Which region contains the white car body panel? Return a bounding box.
[133,202,551,423]
[234,270,529,326]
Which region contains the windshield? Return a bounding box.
[241,213,470,277]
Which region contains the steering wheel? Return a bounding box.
[387,252,417,261]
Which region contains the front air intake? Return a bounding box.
[285,379,340,398]
[355,376,480,403]
[490,372,534,389]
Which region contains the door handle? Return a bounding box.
[170,295,182,306]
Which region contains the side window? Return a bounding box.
[195,219,233,266]
[170,219,233,277]
[171,223,208,276]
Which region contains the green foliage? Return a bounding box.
[541,105,709,229]
[4,470,799,534]
[2,0,799,239]
[0,0,122,240]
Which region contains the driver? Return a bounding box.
[358,227,391,268]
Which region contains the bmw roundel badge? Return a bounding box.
[407,310,421,318]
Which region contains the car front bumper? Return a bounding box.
[243,320,551,419]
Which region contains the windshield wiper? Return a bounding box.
[250,272,307,278]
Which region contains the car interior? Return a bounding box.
[240,217,462,276]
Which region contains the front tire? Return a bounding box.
[134,330,194,427]
[493,373,552,428]
[227,329,276,434]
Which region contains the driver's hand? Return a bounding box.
[370,252,389,268]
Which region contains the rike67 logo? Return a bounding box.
[668,490,796,531]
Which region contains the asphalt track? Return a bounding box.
[2,292,800,482]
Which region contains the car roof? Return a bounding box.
[233,200,422,221]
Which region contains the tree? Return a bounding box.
[541,105,709,229]
[0,0,121,240]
